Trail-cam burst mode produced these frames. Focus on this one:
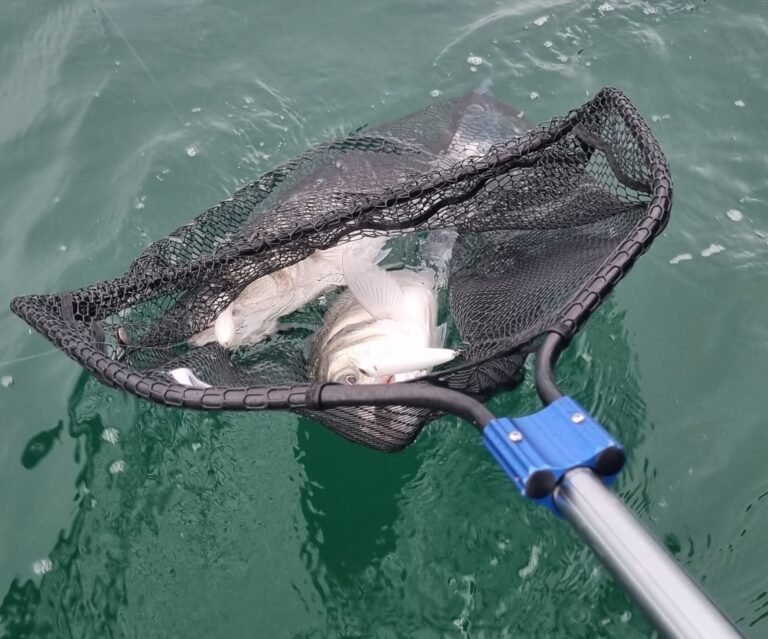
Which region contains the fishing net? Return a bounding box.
[11,86,671,452]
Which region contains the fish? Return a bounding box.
[438,78,531,169]
[168,367,211,389]
[189,80,531,353]
[308,252,458,385]
[188,235,388,348]
[422,80,533,284]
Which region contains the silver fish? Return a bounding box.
[308,253,457,385]
[438,78,531,169]
[188,235,387,348]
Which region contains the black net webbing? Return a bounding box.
[11,86,671,452]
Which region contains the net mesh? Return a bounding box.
[11,86,671,452]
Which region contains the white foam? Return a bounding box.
[669,253,692,264]
[529,91,540,100]
[32,558,53,575]
[430,89,441,98]
[701,244,724,257]
[726,209,743,222]
[191,106,202,113]
[533,15,549,26]
[598,3,615,13]
[1,375,13,388]
[109,459,127,474]
[518,544,541,578]
[466,55,483,66]
[734,100,745,108]
[185,146,198,157]
[101,427,120,445]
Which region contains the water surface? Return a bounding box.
[1,0,768,636]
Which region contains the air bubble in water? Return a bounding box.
[529,91,539,100]
[186,146,198,157]
[1,375,13,387]
[101,428,120,445]
[32,558,52,575]
[669,253,692,264]
[109,460,127,474]
[543,41,553,48]
[726,209,743,222]
[430,89,441,98]
[466,55,483,66]
[701,244,724,257]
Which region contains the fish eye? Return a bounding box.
[344,374,358,385]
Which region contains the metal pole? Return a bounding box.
[555,468,743,639]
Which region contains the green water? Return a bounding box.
[1,0,767,636]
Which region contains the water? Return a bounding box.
[1,0,767,636]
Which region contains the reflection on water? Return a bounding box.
[291,297,659,637]
[2,295,653,638]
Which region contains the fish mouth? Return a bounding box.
[362,372,395,384]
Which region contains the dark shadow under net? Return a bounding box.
[11,86,671,452]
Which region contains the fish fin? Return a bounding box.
[434,322,448,347]
[342,253,404,321]
[474,78,494,96]
[361,347,459,377]
[188,326,216,347]
[313,236,387,270]
[169,368,212,389]
[214,304,235,347]
[373,247,391,265]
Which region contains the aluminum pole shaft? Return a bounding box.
[555,468,743,639]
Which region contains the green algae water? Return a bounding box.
[1,0,768,636]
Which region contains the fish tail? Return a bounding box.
[474,77,494,96]
[313,236,387,270]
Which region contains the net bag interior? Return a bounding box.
[11,87,672,452]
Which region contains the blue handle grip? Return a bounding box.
[483,396,625,513]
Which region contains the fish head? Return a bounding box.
[324,345,395,385]
[323,328,458,386]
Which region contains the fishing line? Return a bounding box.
[0,348,62,368]
[94,0,186,125]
